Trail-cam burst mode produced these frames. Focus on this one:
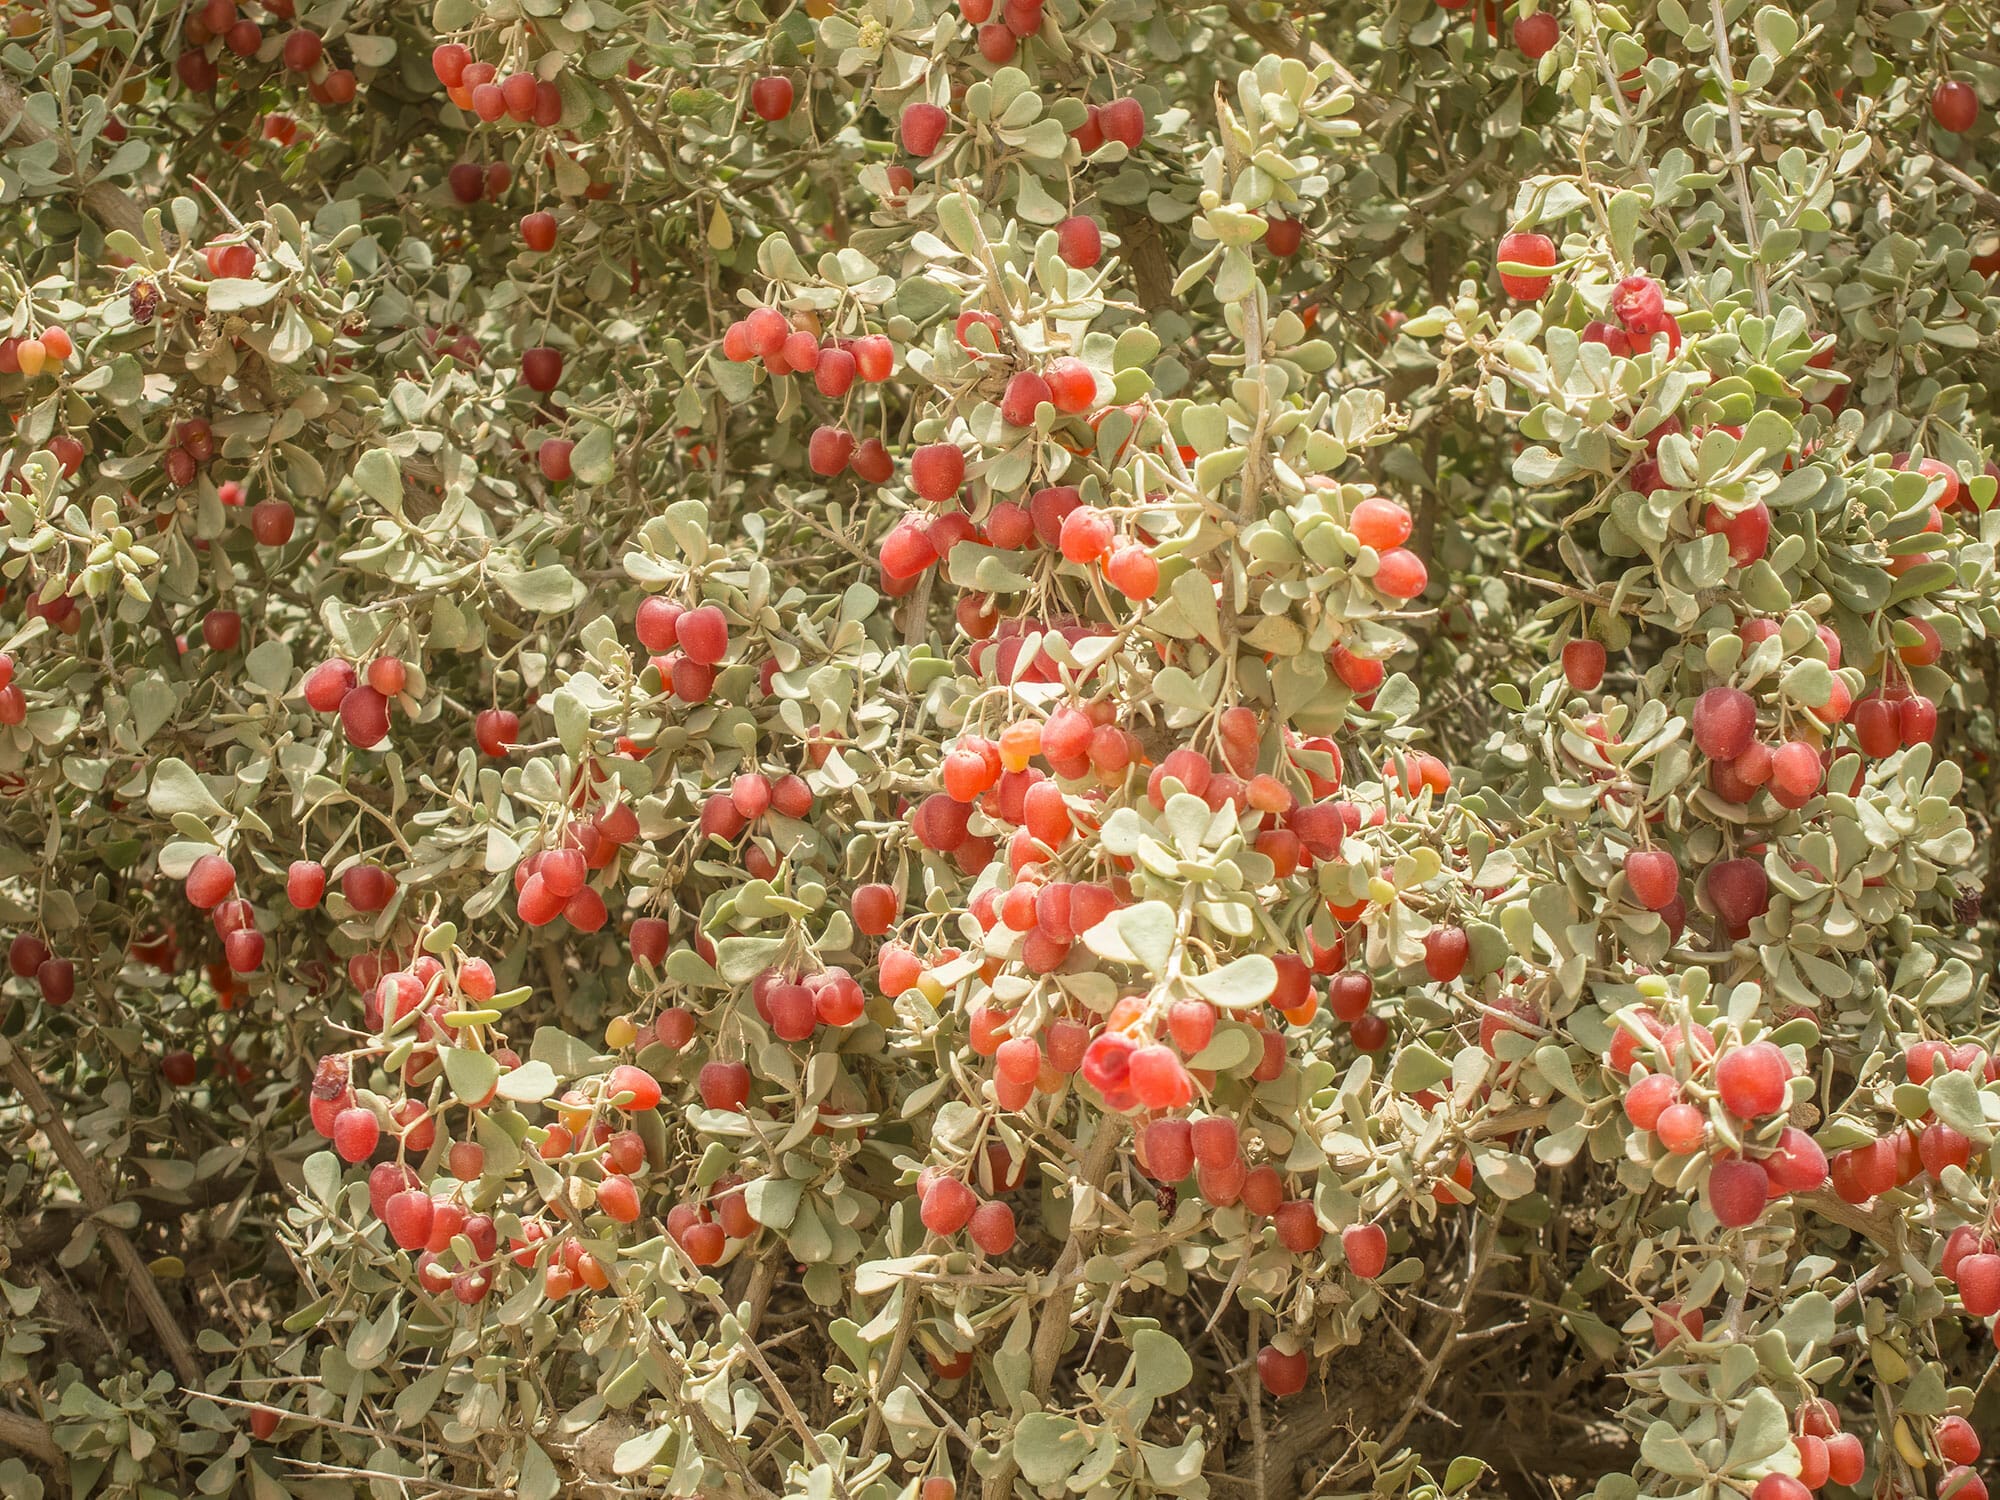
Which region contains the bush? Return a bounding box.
[1,1,1997,1498]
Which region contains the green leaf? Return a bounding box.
[1013,1413,1089,1486]
[1188,954,1277,1009]
[1128,1329,1192,1399]
[529,1026,600,1079]
[443,1047,501,1105]
[1929,1068,1992,1144]
[147,757,225,819]
[516,1441,561,1500]
[1116,901,1176,975]
[717,936,785,984]
[495,1060,559,1104]
[207,277,280,312]
[612,1427,675,1477]
[1725,1388,1792,1472]
[1391,1041,1454,1093]
[570,424,616,485]
[352,448,403,513]
[744,1175,802,1229]
[494,563,586,614]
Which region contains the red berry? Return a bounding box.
[910,443,966,503]
[1692,686,1758,759]
[1422,924,1469,982]
[1341,1222,1388,1278]
[698,1060,752,1111]
[1055,215,1102,268]
[1715,1041,1791,1119]
[900,102,949,156]
[920,1176,978,1235]
[750,75,795,121]
[521,346,563,392]
[332,1106,380,1163]
[1562,639,1606,691]
[1496,231,1557,299]
[1098,96,1145,148]
[520,211,558,252]
[1513,11,1558,56]
[1931,80,1978,133]
[281,28,321,70]
[967,1199,1016,1255]
[1707,1156,1770,1227]
[1256,1344,1308,1397]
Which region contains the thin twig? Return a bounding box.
[0,1038,203,1388]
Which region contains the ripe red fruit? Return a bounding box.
[1751,1475,1811,1500]
[1691,686,1757,760]
[520,211,558,252]
[921,1176,978,1235]
[1256,1344,1308,1397]
[1187,1117,1237,1172]
[1931,80,1978,134]
[1058,505,1113,564]
[852,882,900,935]
[1611,273,1669,336]
[1655,1102,1706,1155]
[1056,215,1102,268]
[1422,925,1469,982]
[432,43,471,86]
[676,604,730,664]
[339,683,391,746]
[598,1175,641,1223]
[35,957,74,1006]
[1764,1127,1827,1192]
[1715,1041,1791,1118]
[1824,1434,1864,1486]
[302,658,356,712]
[1263,215,1303,255]
[1937,1417,1982,1467]
[910,443,966,503]
[750,75,795,121]
[976,24,1017,63]
[1098,96,1145,148]
[1623,1073,1679,1131]
[1341,1223,1388,1278]
[332,1106,380,1163]
[1956,1254,2000,1315]
[223,928,265,973]
[851,437,894,483]
[1045,357,1097,413]
[474,708,520,757]
[1707,1156,1770,1227]
[1273,1200,1323,1253]
[698,1059,752,1111]
[1900,694,1938,746]
[1496,231,1557,298]
[340,862,396,912]
[1141,1118,1194,1180]
[1705,858,1770,928]
[1513,11,1558,56]
[1623,849,1680,911]
[186,853,237,908]
[1000,371,1053,428]
[1105,544,1159,601]
[385,1187,435,1249]
[1704,498,1771,566]
[1562,639,1606,691]
[900,102,949,156]
[968,1199,1017,1255]
[1373,548,1428,599]
[281,28,321,70]
[815,344,857,398]
[201,610,242,651]
[234,501,291,551]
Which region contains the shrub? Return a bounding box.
[0,2,1997,1499]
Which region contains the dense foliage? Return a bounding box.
[2,0,1999,1497]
